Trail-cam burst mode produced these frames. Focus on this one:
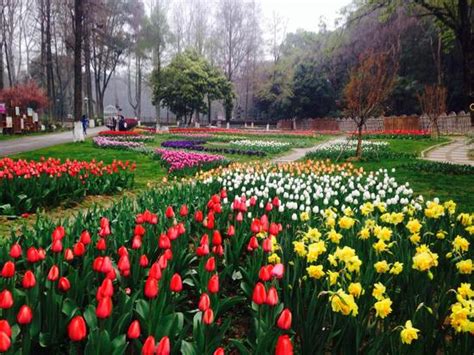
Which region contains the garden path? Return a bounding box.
[424,136,474,166]
[271,137,342,163]
[0,126,104,156]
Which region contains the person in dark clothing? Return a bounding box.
[80,115,89,135]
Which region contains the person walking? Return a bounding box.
[80,114,89,135]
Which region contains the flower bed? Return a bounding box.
[0,158,135,214]
[169,127,319,137]
[229,139,291,153]
[155,149,228,175]
[0,161,471,354]
[161,140,266,157]
[305,139,416,161]
[351,130,431,139]
[93,136,146,150]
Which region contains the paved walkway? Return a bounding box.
[0,126,104,156]
[272,137,342,163]
[424,137,474,166]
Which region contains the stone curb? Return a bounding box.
[420,138,454,158]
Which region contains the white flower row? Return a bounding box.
[204,167,420,215]
[229,139,291,148]
[313,138,388,153]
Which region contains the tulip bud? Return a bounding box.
[96,297,113,319]
[170,273,183,293]
[149,263,162,280]
[51,239,63,253]
[68,316,87,341]
[9,243,22,259]
[132,236,142,249]
[179,204,188,216]
[275,335,293,355]
[259,265,272,282]
[142,336,156,355]
[26,247,40,263]
[0,290,13,309]
[134,224,146,236]
[208,274,219,294]
[276,308,292,330]
[198,293,211,311]
[214,348,225,355]
[139,254,149,267]
[17,305,33,325]
[22,270,36,289]
[127,320,141,339]
[0,320,12,337]
[73,242,86,257]
[157,336,170,355]
[159,234,171,249]
[80,230,91,245]
[226,225,235,237]
[0,331,11,352]
[64,248,74,261]
[164,249,173,260]
[194,210,203,222]
[205,257,216,272]
[58,277,71,292]
[271,264,284,279]
[165,206,175,219]
[100,256,113,274]
[203,308,214,325]
[144,277,159,299]
[1,262,15,278]
[47,265,59,281]
[96,238,107,251]
[266,287,279,306]
[212,231,222,246]
[252,282,266,305]
[236,212,243,222]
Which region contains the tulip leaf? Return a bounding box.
[135,299,150,321]
[111,334,127,354]
[61,298,79,319]
[180,340,197,355]
[83,304,98,330]
[229,339,251,355]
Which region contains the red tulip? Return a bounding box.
[144,277,159,299]
[132,236,142,249]
[51,239,63,253]
[118,255,131,275]
[208,274,219,294]
[127,320,141,339]
[265,202,273,212]
[212,245,224,256]
[170,273,183,293]
[9,243,22,258]
[47,265,59,281]
[158,255,167,270]
[176,223,186,236]
[179,204,188,216]
[22,270,36,289]
[167,227,178,241]
[96,297,113,319]
[68,316,87,341]
[247,236,259,251]
[38,248,46,260]
[263,238,273,253]
[266,287,279,306]
[118,246,129,257]
[212,231,222,246]
[252,282,266,305]
[97,278,114,299]
[26,247,40,263]
[226,225,235,237]
[198,293,211,311]
[269,223,279,236]
[205,257,216,272]
[100,256,113,274]
[134,224,146,236]
[96,238,107,251]
[1,262,15,278]
[73,242,86,257]
[64,248,74,261]
[156,336,170,355]
[196,244,209,256]
[0,320,12,337]
[165,206,175,219]
[275,335,293,355]
[203,308,214,325]
[58,277,71,292]
[142,336,156,355]
[0,290,13,309]
[195,210,203,222]
[251,219,261,233]
[276,309,292,330]
[92,256,103,272]
[259,265,272,282]
[272,197,280,207]
[17,305,33,325]
[80,230,91,245]
[149,263,162,280]
[159,234,171,249]
[139,254,149,267]
[0,331,11,352]
[214,348,225,355]
[164,249,173,260]
[52,226,65,241]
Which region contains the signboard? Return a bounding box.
[20,118,25,130]
[15,107,20,116]
[0,103,5,114]
[27,107,33,116]
[33,112,39,122]
[6,116,12,128]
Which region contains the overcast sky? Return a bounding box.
[260,0,352,33]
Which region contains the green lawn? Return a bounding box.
[352,138,474,212]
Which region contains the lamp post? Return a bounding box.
[84,96,89,118]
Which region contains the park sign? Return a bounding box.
[0,103,5,114]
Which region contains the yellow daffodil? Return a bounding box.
[424,201,444,219]
[307,265,325,279]
[327,270,339,286]
[372,282,386,301]
[360,202,374,216]
[412,245,439,272]
[456,259,473,274]
[293,241,307,257]
[300,211,310,222]
[328,229,343,244]
[406,219,422,234]
[453,236,470,253]
[268,253,280,264]
[307,241,326,262]
[331,289,358,316]
[400,320,420,344]
[374,260,390,273]
[374,297,393,319]
[339,216,355,229]
[348,282,363,298]
[358,227,371,240]
[409,233,421,245]
[457,213,473,226]
[444,200,456,215]
[457,283,474,299]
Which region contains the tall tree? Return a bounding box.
[73,0,83,124]
[418,84,447,138]
[344,50,398,158]
[0,0,4,90]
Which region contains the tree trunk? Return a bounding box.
[73,0,84,141]
[45,0,56,121]
[84,13,94,120]
[431,118,440,139]
[208,96,211,124]
[356,124,363,159]
[457,0,473,125]
[0,41,4,90]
